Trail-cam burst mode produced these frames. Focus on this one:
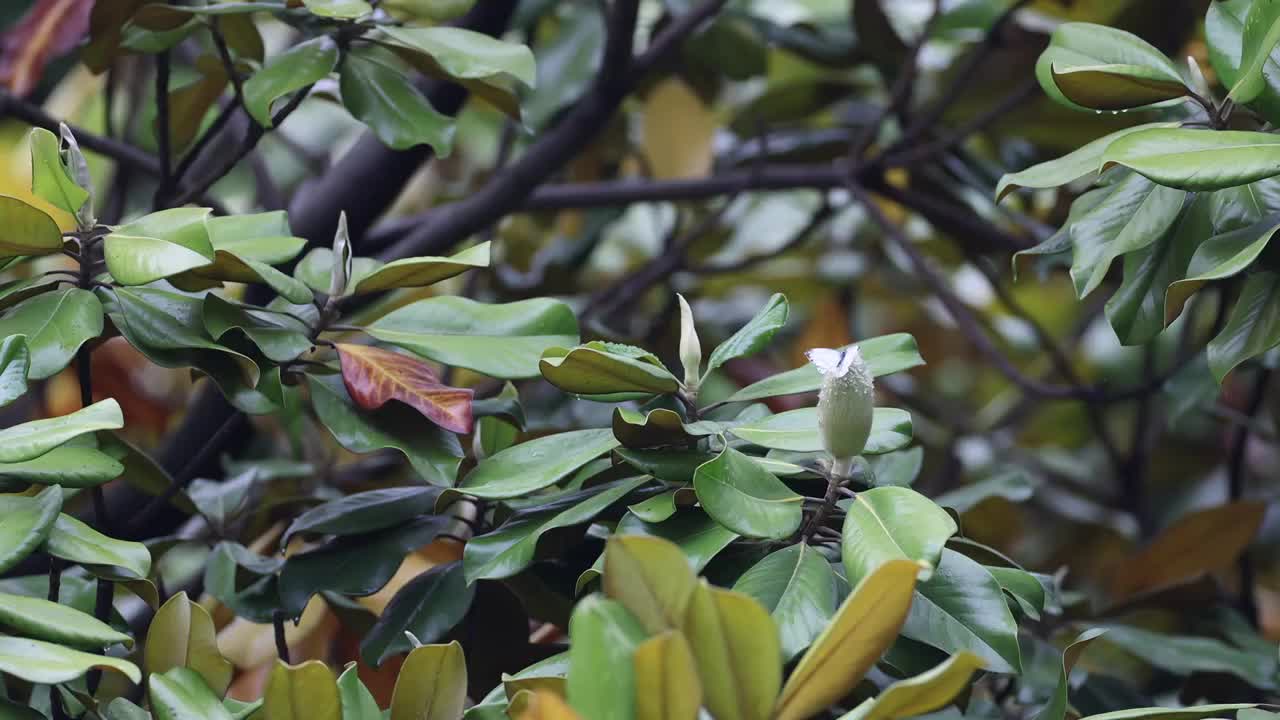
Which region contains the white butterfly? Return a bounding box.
[806,346,861,378]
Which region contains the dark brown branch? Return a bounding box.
[1229,367,1271,626]
[0,89,160,176]
[152,50,173,208]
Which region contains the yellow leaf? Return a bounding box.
[774,559,920,720]
[838,652,984,720]
[390,641,467,720]
[513,690,584,720]
[641,77,716,180]
[634,631,702,720]
[603,535,698,634]
[263,659,341,720]
[145,592,233,697]
[681,581,780,720]
[1108,501,1266,601]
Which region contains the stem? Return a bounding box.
[1229,367,1271,626]
[153,50,173,208]
[47,558,62,602]
[802,465,850,542]
[273,611,291,663]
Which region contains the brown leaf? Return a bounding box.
[0,0,93,97]
[1108,501,1267,601]
[336,343,473,434]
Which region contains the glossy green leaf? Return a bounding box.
[381,26,535,87]
[0,636,140,685]
[309,375,463,486]
[603,534,699,634]
[1098,625,1276,690]
[1103,129,1280,191]
[361,561,474,667]
[842,487,956,586]
[579,511,738,594]
[996,123,1177,201]
[682,582,781,720]
[1039,23,1186,110]
[1229,0,1280,102]
[733,543,836,660]
[341,49,454,154]
[0,195,63,257]
[355,241,490,292]
[726,333,922,403]
[1209,271,1280,380]
[465,476,647,581]
[0,590,130,648]
[368,296,578,379]
[1069,172,1186,298]
[0,398,122,463]
[302,0,370,18]
[263,660,341,720]
[1079,706,1257,720]
[985,566,1051,619]
[869,447,924,488]
[705,293,788,377]
[0,486,61,574]
[338,664,382,720]
[28,127,88,218]
[693,447,802,539]
[839,652,984,720]
[612,408,694,449]
[202,294,312,363]
[540,344,680,397]
[391,642,467,720]
[150,667,235,720]
[934,468,1037,512]
[45,511,152,579]
[244,37,338,127]
[0,445,124,488]
[728,407,912,454]
[145,592,234,696]
[104,208,216,285]
[1167,214,1280,327]
[460,428,619,499]
[1035,628,1106,720]
[282,486,443,547]
[0,287,104,380]
[0,334,29,408]
[634,630,701,720]
[901,549,1022,673]
[1208,0,1280,125]
[566,596,645,720]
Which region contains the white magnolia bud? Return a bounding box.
[807,346,875,477]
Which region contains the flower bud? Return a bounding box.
[806,346,875,476]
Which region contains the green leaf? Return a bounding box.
[732,544,836,660]
[464,476,647,581]
[1098,625,1276,690]
[566,595,646,720]
[0,445,123,488]
[1208,0,1280,125]
[28,127,89,218]
[381,26,536,87]
[244,37,338,127]
[726,334,923,403]
[839,652,984,720]
[934,468,1038,512]
[1209,271,1280,380]
[145,592,234,696]
[1167,214,1280,328]
[368,296,579,379]
[202,294,313,363]
[282,486,443,547]
[0,195,63,257]
[1069,173,1186,298]
[361,561,475,667]
[693,447,802,540]
[390,642,467,720]
[1079,707,1258,720]
[704,293,788,378]
[1038,23,1186,111]
[1035,629,1106,720]
[0,287,104,379]
[869,447,924,487]
[842,487,956,586]
[1229,0,1280,102]
[603,534,699,633]
[0,398,123,463]
[612,408,695,449]
[681,582,781,720]
[459,428,620,499]
[104,208,216,285]
[0,486,61,574]
[309,375,463,486]
[278,516,451,617]
[0,636,141,685]
[0,586,131,648]
[634,631,701,720]
[996,123,1177,201]
[985,566,1050,619]
[728,407,912,454]
[901,549,1022,673]
[1102,129,1280,191]
[0,334,29,408]
[302,0,370,18]
[341,48,454,154]
[264,660,341,720]
[150,667,235,720]
[45,512,151,580]
[540,344,680,398]
[339,664,382,720]
[354,242,490,293]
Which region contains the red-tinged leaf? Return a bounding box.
[0,0,93,97]
[337,343,474,434]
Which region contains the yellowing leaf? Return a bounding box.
[336,343,474,434]
[263,660,341,720]
[390,641,467,720]
[682,581,781,720]
[774,559,920,720]
[634,631,701,720]
[603,535,698,634]
[145,592,233,697]
[642,77,716,180]
[839,652,984,720]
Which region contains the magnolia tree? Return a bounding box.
[0,0,1279,719]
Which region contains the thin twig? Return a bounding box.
[152,50,173,208]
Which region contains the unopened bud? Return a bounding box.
[806,346,874,476]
